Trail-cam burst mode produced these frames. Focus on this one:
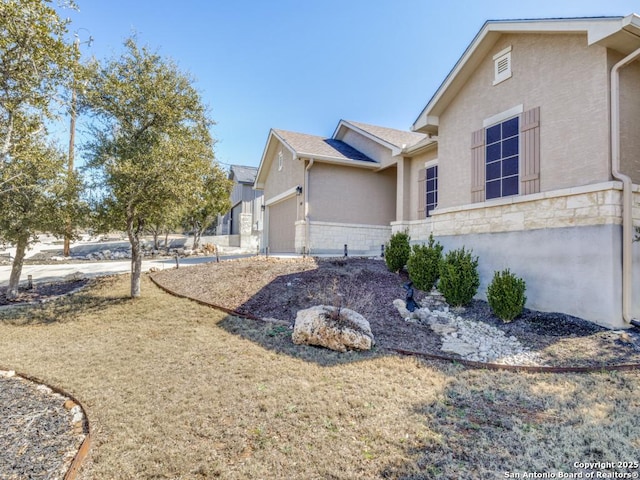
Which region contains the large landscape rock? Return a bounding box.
[292,305,375,352]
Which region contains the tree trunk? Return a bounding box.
[6,235,28,300]
[152,229,160,250]
[193,224,202,251]
[127,217,143,298]
[129,235,142,298]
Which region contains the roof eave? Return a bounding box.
[412,16,628,133]
[299,153,380,169]
[254,129,298,189]
[404,137,438,156]
[591,13,640,54]
[333,119,401,153]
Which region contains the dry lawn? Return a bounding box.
[0,274,639,479]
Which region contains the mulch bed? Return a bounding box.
[0,279,90,308]
[0,372,86,480]
[152,256,640,368]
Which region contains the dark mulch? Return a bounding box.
[0,279,90,307]
[152,256,640,368]
[0,374,83,480]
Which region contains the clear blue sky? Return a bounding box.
[57,0,640,170]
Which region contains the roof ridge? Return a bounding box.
[341,119,427,149]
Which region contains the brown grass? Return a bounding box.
[0,273,639,479]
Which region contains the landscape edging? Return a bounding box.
[148,273,640,374]
[0,367,91,480]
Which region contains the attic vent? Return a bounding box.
[497,56,509,74]
[493,46,512,85]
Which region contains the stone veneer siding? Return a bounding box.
[391,181,640,329]
[392,181,629,239]
[302,221,391,256]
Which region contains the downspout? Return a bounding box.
[610,45,640,325]
[305,159,314,254]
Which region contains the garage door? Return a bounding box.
[268,197,297,253]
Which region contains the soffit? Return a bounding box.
[412,16,630,134]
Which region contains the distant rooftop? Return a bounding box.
[230,165,258,184]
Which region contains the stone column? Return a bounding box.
[239,212,255,250]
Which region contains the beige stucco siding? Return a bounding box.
[340,129,394,167]
[262,140,305,221]
[401,149,438,221]
[438,33,611,210]
[268,197,297,252]
[618,54,640,184]
[308,163,396,225]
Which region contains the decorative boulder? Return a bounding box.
[393,299,412,319]
[393,299,429,322]
[292,305,375,352]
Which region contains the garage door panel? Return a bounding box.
[268,198,296,253]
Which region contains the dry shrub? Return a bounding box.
[202,243,217,254]
[306,276,376,321]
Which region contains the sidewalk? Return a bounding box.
[0,255,240,287]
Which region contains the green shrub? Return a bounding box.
[438,247,480,307]
[407,233,443,292]
[487,269,527,322]
[384,231,411,273]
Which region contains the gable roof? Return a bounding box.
[412,14,640,134]
[334,120,427,153]
[273,129,375,163]
[254,128,378,189]
[230,165,257,184]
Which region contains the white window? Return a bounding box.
[493,46,512,85]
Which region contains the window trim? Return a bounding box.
[483,104,523,128]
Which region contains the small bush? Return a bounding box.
[385,231,410,273]
[438,247,480,307]
[407,233,443,292]
[487,269,527,322]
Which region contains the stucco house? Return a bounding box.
[254,122,428,254]
[399,14,640,329]
[256,14,640,329]
[214,165,263,250]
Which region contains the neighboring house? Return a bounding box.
[254,122,428,255]
[214,165,263,250]
[256,14,640,329]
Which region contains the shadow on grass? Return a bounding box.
[212,257,410,367]
[0,289,131,326]
[154,256,639,369]
[378,368,640,479]
[217,314,387,367]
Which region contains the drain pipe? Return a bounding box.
[304,159,314,254]
[611,45,640,326]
